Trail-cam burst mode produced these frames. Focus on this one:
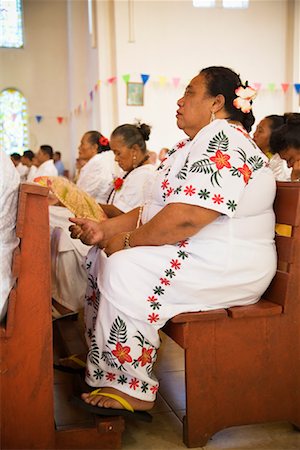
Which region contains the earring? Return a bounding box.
[210,111,216,123]
[132,154,137,169]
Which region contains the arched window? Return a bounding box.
[0,89,29,155]
[0,0,24,48]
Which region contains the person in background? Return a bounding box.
[34,145,58,178]
[21,150,37,182]
[53,151,65,176]
[148,151,158,166]
[73,158,87,184]
[0,150,20,322]
[253,115,292,181]
[158,147,170,162]
[270,113,300,182]
[68,66,276,416]
[10,153,28,181]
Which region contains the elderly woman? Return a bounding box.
[269,113,300,181]
[70,66,277,418]
[52,124,154,318]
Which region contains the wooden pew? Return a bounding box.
[0,183,125,450]
[162,181,300,448]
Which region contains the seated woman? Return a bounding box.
[51,124,155,317]
[69,66,277,417]
[253,114,292,180]
[270,113,300,181]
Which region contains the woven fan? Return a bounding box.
[34,176,107,222]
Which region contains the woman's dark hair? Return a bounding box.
[200,66,255,132]
[270,113,300,154]
[111,122,151,154]
[86,131,110,153]
[265,114,285,131]
[40,145,53,159]
[23,150,35,160]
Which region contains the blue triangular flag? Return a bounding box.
[141,74,150,85]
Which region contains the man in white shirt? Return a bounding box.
[21,150,37,182]
[34,145,58,178]
[10,153,28,181]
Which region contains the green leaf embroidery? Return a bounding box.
[198,189,210,200]
[118,375,128,384]
[176,154,189,180]
[247,155,264,171]
[107,316,128,345]
[177,250,189,259]
[235,147,247,163]
[190,158,213,175]
[101,351,118,368]
[207,131,229,153]
[88,335,100,365]
[226,199,238,212]
[149,301,161,310]
[153,285,165,296]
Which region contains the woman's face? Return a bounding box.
[110,135,136,172]
[78,133,98,161]
[278,147,300,168]
[176,74,214,139]
[253,118,272,153]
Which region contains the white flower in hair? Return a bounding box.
[233,85,257,113]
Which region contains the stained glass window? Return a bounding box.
[0,89,29,155]
[0,0,24,48]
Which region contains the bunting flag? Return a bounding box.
[294,83,300,94]
[89,91,93,101]
[122,74,130,83]
[94,83,98,92]
[57,117,64,124]
[253,82,262,91]
[107,77,117,84]
[267,83,276,92]
[35,115,43,123]
[281,83,290,93]
[141,74,150,85]
[172,77,180,88]
[158,76,167,87]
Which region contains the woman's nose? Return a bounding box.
[177,96,184,107]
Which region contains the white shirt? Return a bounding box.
[77,151,122,203]
[269,153,292,181]
[16,162,28,182]
[0,151,20,322]
[26,165,37,182]
[34,159,58,179]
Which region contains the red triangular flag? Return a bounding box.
[281,83,289,93]
[57,117,63,124]
[107,77,117,84]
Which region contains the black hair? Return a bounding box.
[270,113,300,154]
[10,153,21,161]
[23,150,35,160]
[86,131,110,153]
[200,66,255,132]
[40,145,54,159]
[54,151,61,158]
[265,115,285,131]
[111,122,151,153]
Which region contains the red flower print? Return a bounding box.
[147,295,158,303]
[150,385,159,394]
[212,194,224,204]
[148,313,159,323]
[114,177,124,191]
[137,347,153,367]
[161,179,169,190]
[112,342,133,364]
[99,135,109,146]
[210,150,231,170]
[170,259,181,270]
[178,239,189,248]
[160,277,170,286]
[184,185,196,196]
[177,141,186,149]
[238,164,252,184]
[106,372,116,381]
[166,187,174,197]
[129,378,139,390]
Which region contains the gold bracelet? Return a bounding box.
[124,232,131,249]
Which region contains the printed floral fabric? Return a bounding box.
[84,119,277,402]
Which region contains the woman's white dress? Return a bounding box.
[84,120,277,401]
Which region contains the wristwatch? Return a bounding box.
[124,232,131,249]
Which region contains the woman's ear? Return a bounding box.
[212,94,225,114]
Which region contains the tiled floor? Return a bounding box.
[54,331,300,450]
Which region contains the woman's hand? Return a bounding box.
[104,232,128,256]
[69,217,105,246]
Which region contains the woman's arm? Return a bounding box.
[100,203,124,218]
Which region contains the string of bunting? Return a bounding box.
[22,74,300,124]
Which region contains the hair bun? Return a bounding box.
[135,122,151,141]
[285,112,300,126]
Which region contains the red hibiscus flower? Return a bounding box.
[114,177,124,190]
[212,194,224,204]
[238,164,252,184]
[99,135,109,146]
[184,185,196,196]
[137,347,153,366]
[112,342,132,364]
[170,259,181,270]
[210,150,231,170]
[148,313,159,323]
[106,372,116,381]
[129,378,139,390]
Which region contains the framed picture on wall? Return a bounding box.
[127,82,144,106]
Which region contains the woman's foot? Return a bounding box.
[81,387,154,411]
